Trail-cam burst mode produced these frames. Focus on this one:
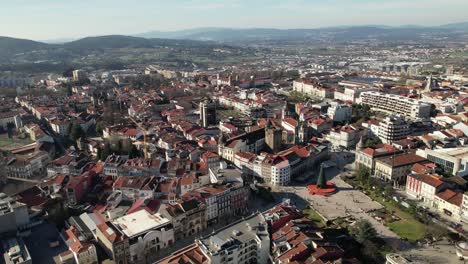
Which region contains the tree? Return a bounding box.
[70,123,85,142]
[96,147,102,161]
[361,240,382,263]
[356,166,370,186]
[101,142,111,161]
[128,145,141,158]
[62,67,75,78]
[6,122,15,139]
[383,185,394,198]
[426,224,449,240]
[363,137,382,148]
[317,165,327,188]
[349,220,378,243]
[95,122,104,135]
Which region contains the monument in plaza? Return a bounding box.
[307,164,337,196]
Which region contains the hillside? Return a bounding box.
[0,35,255,72]
[0,36,51,58]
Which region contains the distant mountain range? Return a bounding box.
[0,35,245,71]
[135,22,468,42]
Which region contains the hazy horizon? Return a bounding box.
[2,0,468,40]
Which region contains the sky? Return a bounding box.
[1,0,468,40]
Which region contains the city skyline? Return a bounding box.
[1,0,468,40]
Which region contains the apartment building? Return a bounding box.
[327,101,352,123]
[0,193,29,235]
[196,213,270,264]
[360,91,431,119]
[334,85,379,103]
[218,128,265,162]
[378,115,410,144]
[162,199,207,240]
[103,210,175,263]
[326,125,359,150]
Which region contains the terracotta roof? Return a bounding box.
[157,244,209,264]
[378,154,426,167]
[283,117,299,127]
[360,144,399,157]
[64,226,94,254]
[410,174,444,188]
[278,242,309,262]
[97,222,123,243]
[436,189,462,205]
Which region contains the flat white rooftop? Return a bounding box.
[432,147,468,158]
[113,210,169,238]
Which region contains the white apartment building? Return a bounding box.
[360,91,431,119]
[293,80,334,99]
[0,193,29,235]
[334,86,379,103]
[378,115,410,144]
[73,70,88,82]
[327,102,352,123]
[326,125,359,150]
[271,160,291,186]
[112,210,174,263]
[197,213,270,264]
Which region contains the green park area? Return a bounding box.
[350,167,435,242]
[303,207,326,228]
[371,194,426,242]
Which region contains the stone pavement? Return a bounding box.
[402,241,460,264]
[274,169,408,250]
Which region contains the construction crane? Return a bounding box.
[129,117,149,158]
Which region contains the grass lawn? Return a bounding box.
[387,219,426,242]
[371,193,426,242]
[303,207,326,228]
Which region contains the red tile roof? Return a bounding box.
[437,189,463,206]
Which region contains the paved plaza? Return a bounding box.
[402,241,461,264]
[277,175,407,249]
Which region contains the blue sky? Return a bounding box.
[2,0,467,40]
